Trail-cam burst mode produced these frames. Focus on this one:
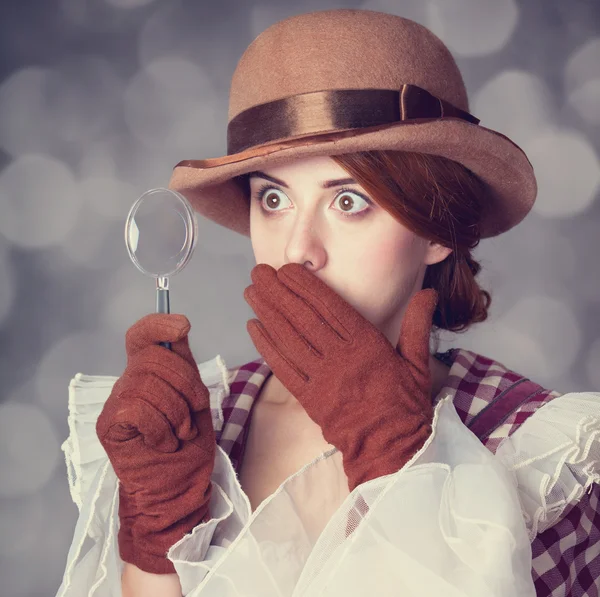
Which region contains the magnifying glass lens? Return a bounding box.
[124,188,198,333]
[131,197,188,274]
[125,188,197,279]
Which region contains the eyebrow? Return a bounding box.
[248,170,357,189]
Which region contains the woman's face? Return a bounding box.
[249,155,452,346]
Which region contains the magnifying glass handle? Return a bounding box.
[156,278,171,350]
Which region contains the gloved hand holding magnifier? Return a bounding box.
[94,189,213,577]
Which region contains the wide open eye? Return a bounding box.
[333,188,372,216]
[259,187,289,211]
[254,185,291,213]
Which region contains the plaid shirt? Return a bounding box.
[214,347,599,597]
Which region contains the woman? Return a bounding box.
[56,9,600,597]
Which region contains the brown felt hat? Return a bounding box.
[168,9,537,240]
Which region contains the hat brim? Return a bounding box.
[168,117,537,240]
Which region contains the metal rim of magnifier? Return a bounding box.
[124,187,198,279]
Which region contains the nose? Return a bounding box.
[284,219,326,272]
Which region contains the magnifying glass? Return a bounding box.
[124,187,198,349]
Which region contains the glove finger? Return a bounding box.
[128,345,210,413]
[96,376,131,439]
[246,318,307,398]
[168,331,203,375]
[188,409,217,457]
[248,265,337,352]
[105,394,180,453]
[125,313,191,357]
[274,263,358,340]
[397,289,438,383]
[102,373,199,446]
[244,284,323,361]
[128,373,201,443]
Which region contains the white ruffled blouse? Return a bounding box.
[55,354,600,597]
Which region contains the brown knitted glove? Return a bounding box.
[96,313,216,574]
[244,263,436,493]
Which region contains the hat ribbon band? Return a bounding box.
[227,85,479,155]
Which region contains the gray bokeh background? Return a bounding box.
[0,0,598,595]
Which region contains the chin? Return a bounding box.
[348,301,383,327]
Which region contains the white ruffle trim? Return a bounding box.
[494,391,600,541]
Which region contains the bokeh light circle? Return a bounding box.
[426,0,519,57]
[358,0,426,25]
[0,493,46,556]
[123,58,219,157]
[473,70,553,147]
[35,329,127,418]
[250,0,347,39]
[565,37,600,125]
[0,58,122,159]
[80,175,138,221]
[499,295,581,382]
[100,263,153,332]
[447,294,582,388]
[568,80,600,125]
[525,129,600,218]
[0,154,80,248]
[0,402,60,497]
[58,203,113,269]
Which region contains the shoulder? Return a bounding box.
[438,348,563,452]
[442,349,600,546]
